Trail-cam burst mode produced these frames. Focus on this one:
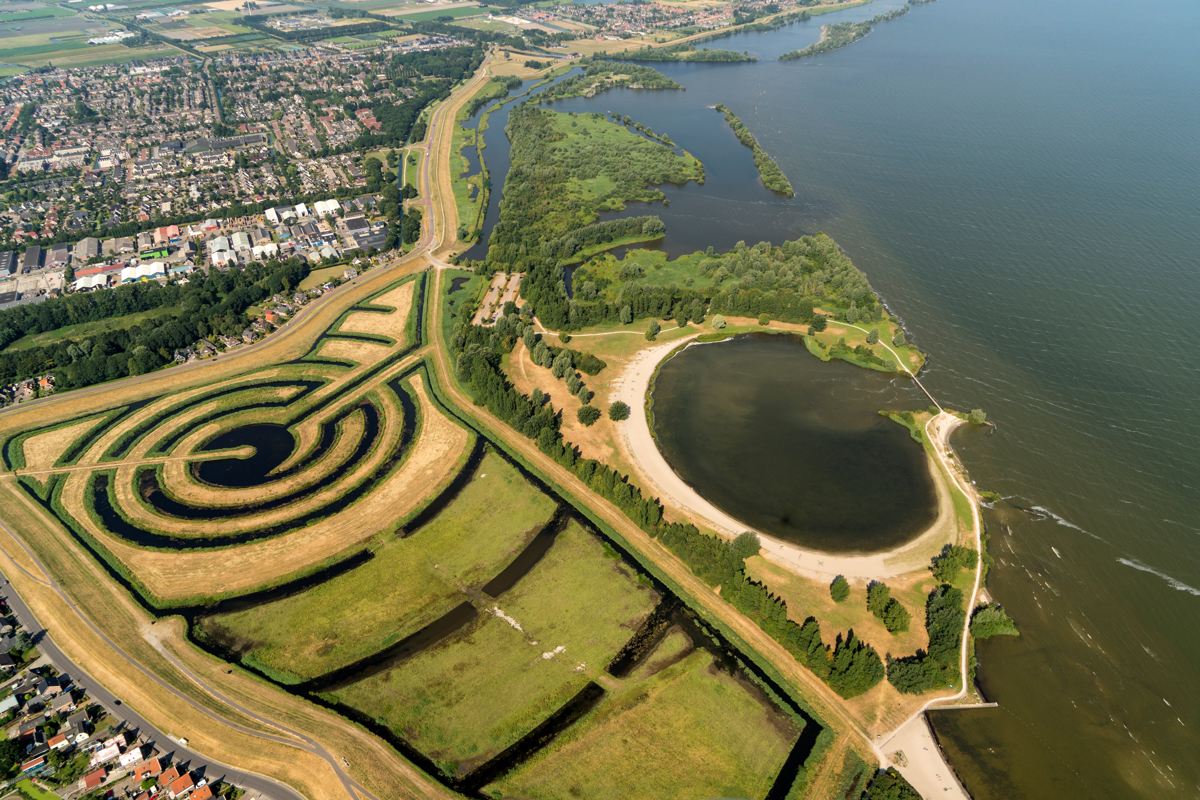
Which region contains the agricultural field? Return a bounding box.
[0,3,184,69]
[145,11,252,40]
[491,642,804,800]
[378,3,487,21]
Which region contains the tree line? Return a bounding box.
[713,104,794,196]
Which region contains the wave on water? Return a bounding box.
[1116,557,1200,597]
[1026,504,1105,542]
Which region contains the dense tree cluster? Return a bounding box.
[862,767,922,800]
[780,5,913,61]
[929,543,978,583]
[537,62,683,103]
[543,216,665,264]
[608,47,756,63]
[970,603,1019,639]
[568,236,881,332]
[705,237,878,322]
[0,259,309,389]
[886,585,966,693]
[355,46,484,149]
[866,581,911,633]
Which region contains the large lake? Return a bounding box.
[476,0,1200,794]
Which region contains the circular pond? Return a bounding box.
[195,423,296,488]
[649,334,938,552]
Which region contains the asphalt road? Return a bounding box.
[0,575,302,800]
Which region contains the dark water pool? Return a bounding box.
[650,333,936,552]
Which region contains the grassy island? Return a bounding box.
[609,47,756,63]
[780,3,917,61]
[713,103,794,197]
[538,62,683,102]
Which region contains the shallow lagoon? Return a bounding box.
[650,334,936,552]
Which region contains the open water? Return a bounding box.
[477,0,1200,793]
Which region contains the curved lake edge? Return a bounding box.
[621,330,959,577]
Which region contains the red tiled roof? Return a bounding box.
[83,768,106,789]
[167,772,195,796]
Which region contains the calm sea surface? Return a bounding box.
[480,0,1200,794]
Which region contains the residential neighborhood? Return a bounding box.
[0,588,257,800]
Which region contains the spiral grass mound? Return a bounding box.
[2,276,474,607]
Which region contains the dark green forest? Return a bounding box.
[0,259,309,390]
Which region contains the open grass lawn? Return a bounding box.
[14,778,59,800]
[3,306,180,353]
[440,268,482,348]
[745,555,932,660]
[573,247,711,304]
[299,264,346,291]
[450,116,484,236]
[196,450,555,682]
[390,4,487,21]
[327,520,659,776]
[490,646,801,800]
[404,147,422,191]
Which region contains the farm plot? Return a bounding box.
[194,449,558,683]
[490,640,805,800]
[325,519,660,778]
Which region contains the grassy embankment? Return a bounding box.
[2,307,180,353]
[449,77,518,241]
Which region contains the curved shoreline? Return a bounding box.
[613,333,958,580]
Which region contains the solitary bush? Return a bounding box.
[866,329,879,344]
[646,320,661,341]
[577,405,601,426]
[758,314,770,326]
[830,575,850,603]
[968,408,988,425]
[867,580,910,633]
[712,314,727,329]
[608,400,631,421]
